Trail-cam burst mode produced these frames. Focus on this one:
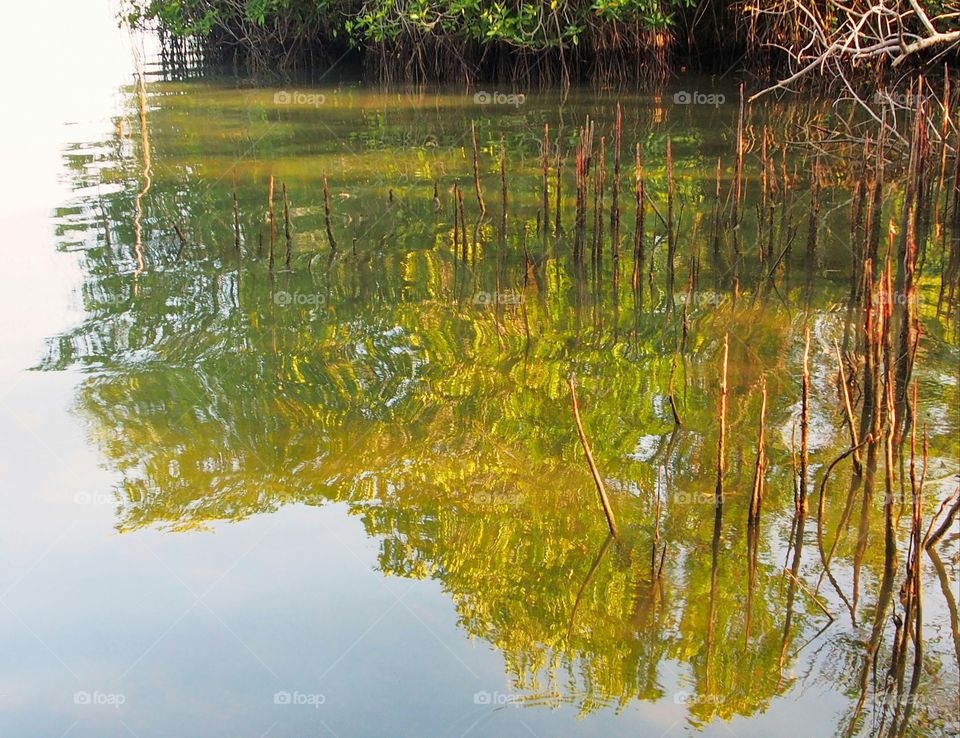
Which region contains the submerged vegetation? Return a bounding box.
[126,0,960,85]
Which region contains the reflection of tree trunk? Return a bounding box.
[816,440,866,621]
[846,550,895,738]
[715,335,729,505]
[893,214,918,443]
[749,379,767,522]
[848,403,900,735]
[799,329,811,514]
[665,138,675,313]
[705,501,722,691]
[131,40,151,277]
[778,508,805,687]
[882,398,898,595]
[853,443,880,614]
[925,494,960,549]
[817,466,863,613]
[611,276,619,344]
[745,380,766,644]
[633,143,645,314]
[745,516,759,645]
[888,427,927,738]
[567,533,614,640]
[632,488,667,630]
[927,545,960,668]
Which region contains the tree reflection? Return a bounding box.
[44,81,960,733]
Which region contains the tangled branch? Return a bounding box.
[749,0,960,101]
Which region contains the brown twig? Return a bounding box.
[322,171,338,252]
[569,374,619,537]
[715,334,730,506]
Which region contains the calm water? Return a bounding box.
[1,13,958,738]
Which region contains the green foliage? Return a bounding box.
[131,0,220,36]
[128,0,690,50]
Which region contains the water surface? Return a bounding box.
[2,26,959,738]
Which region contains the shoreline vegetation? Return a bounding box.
[126,0,960,91]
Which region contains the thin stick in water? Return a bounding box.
[750,377,767,522]
[282,182,292,268]
[569,374,619,537]
[323,171,338,252]
[799,328,811,514]
[267,175,276,270]
[715,333,729,506]
[542,123,550,236]
[471,122,485,215]
[232,174,241,253]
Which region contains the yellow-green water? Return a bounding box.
[1,20,958,737]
